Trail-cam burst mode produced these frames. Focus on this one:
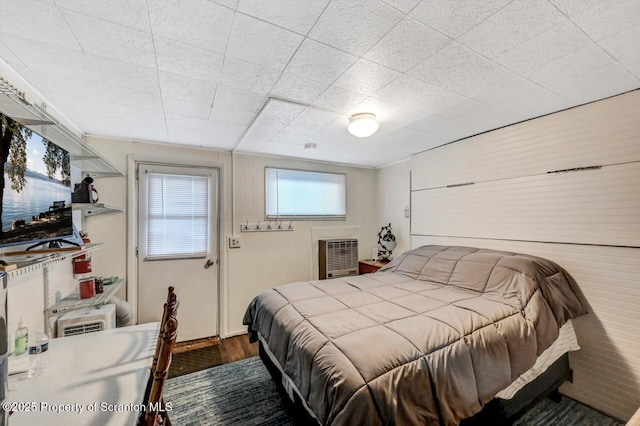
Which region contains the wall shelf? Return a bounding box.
[73,203,123,218]
[71,155,123,178]
[3,243,106,279]
[47,278,124,315]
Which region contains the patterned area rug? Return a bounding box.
[165,356,623,426]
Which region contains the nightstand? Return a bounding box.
[358,259,389,275]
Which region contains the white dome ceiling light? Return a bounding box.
[348,113,379,138]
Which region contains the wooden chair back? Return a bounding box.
[139,286,179,426]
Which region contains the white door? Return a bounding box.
[137,163,219,341]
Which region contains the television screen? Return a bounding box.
[0,112,74,249]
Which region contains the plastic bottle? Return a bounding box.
[27,331,49,378]
[14,318,28,356]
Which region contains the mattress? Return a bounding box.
[244,246,587,425]
[496,319,579,399]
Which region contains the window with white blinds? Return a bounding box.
[265,168,346,219]
[145,172,209,259]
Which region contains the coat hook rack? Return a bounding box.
[241,220,294,233]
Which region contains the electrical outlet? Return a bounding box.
[229,236,241,248]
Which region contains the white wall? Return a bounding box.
[375,159,411,257]
[228,153,378,334]
[405,91,640,422]
[82,138,378,337]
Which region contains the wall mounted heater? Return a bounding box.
[319,238,358,280]
[57,304,116,337]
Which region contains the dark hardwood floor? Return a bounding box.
[169,333,258,378]
[218,333,259,364]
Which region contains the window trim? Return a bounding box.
[264,167,347,221]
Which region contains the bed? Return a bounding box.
[243,245,587,425]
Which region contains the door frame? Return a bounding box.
[126,155,224,337]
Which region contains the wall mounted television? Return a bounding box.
[0,111,77,250]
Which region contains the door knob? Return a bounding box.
[204,259,215,269]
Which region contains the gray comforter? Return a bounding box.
[243,246,587,425]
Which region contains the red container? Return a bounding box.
[79,278,96,299]
[73,258,92,274]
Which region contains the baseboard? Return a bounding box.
[223,328,247,339]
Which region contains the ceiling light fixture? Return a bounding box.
[348,113,379,138]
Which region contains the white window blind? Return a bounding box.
[265,168,346,219]
[146,172,209,258]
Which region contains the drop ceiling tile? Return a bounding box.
[308,0,404,56]
[381,0,421,14]
[373,75,438,106]
[237,0,331,34]
[250,99,306,131]
[525,45,639,103]
[210,0,238,9]
[494,20,593,75]
[364,17,451,72]
[0,40,26,68]
[408,43,514,97]
[438,98,524,132]
[333,59,400,95]
[148,0,234,53]
[226,14,303,71]
[155,37,223,83]
[283,108,339,135]
[0,0,80,50]
[348,97,401,119]
[312,86,368,113]
[470,74,572,119]
[219,57,281,95]
[56,97,164,128]
[163,98,212,119]
[159,72,216,105]
[599,25,640,79]
[2,35,161,94]
[235,127,280,152]
[213,85,265,113]
[29,69,162,109]
[457,0,567,59]
[312,116,355,142]
[525,44,640,103]
[271,132,320,146]
[548,0,608,18]
[389,126,449,155]
[166,113,245,148]
[78,112,168,142]
[200,121,245,150]
[405,85,467,114]
[284,38,358,85]
[270,73,328,105]
[54,0,150,31]
[384,106,429,129]
[62,10,155,68]
[572,0,640,41]
[409,0,512,39]
[209,107,254,125]
[406,114,473,140]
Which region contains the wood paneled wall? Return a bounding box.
[410,90,640,421]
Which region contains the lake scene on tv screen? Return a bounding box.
[1,130,72,246]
